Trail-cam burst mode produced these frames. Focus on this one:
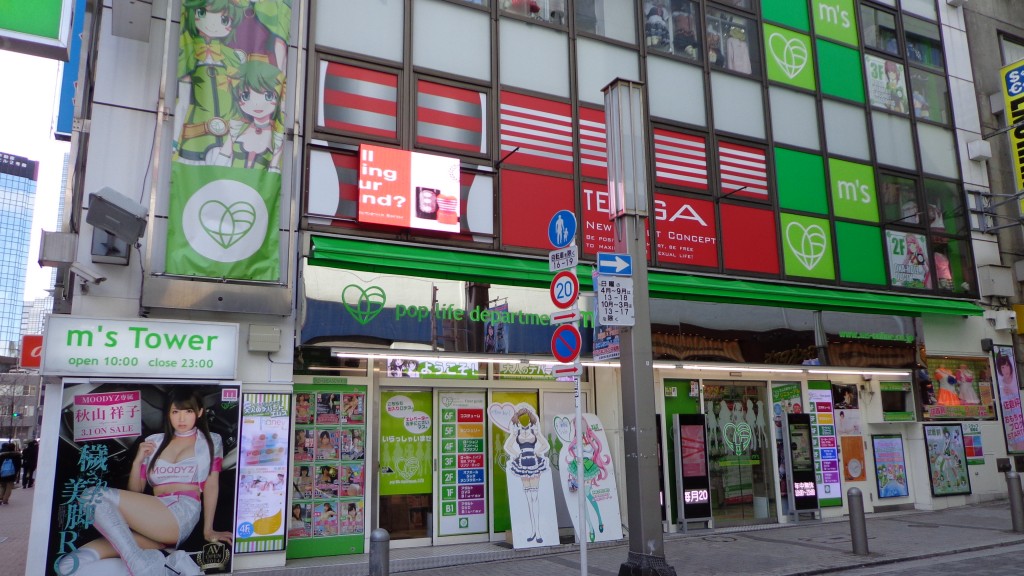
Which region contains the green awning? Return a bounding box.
[309,236,983,318]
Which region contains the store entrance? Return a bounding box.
[377,387,490,546]
[703,380,776,528]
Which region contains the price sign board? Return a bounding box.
[596,276,635,326]
[550,270,580,309]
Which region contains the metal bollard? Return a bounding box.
[848,487,869,555]
[370,528,390,576]
[1007,470,1024,533]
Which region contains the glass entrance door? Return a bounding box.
[378,389,434,543]
[703,381,776,527]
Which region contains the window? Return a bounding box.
[705,9,758,76]
[879,174,919,226]
[1000,36,1024,66]
[860,5,899,56]
[923,179,963,236]
[904,17,943,70]
[909,68,948,123]
[645,0,701,62]
[501,0,566,25]
[576,0,636,43]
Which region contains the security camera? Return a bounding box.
[70,263,106,285]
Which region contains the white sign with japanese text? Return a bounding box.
[596,276,635,326]
[73,390,142,442]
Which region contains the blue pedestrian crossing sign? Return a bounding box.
[548,210,577,249]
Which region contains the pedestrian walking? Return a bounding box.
[0,442,22,504]
[20,439,37,489]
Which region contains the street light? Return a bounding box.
[604,78,676,576]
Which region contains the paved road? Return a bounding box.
[840,542,1024,576]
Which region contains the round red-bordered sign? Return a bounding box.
[550,324,582,364]
[549,270,579,310]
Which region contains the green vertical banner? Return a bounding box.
[167,0,292,281]
[379,390,433,495]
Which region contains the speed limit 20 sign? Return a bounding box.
[549,270,579,309]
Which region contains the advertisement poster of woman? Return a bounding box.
[994,346,1024,453]
[47,383,239,575]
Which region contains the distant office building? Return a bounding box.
[0,152,38,357]
[21,296,53,336]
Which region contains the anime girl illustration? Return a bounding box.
[174,0,245,164]
[216,59,286,171]
[504,406,551,544]
[565,417,610,542]
[553,413,625,544]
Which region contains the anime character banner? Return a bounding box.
[168,0,293,281]
[923,424,971,496]
[994,345,1024,453]
[235,393,291,553]
[552,413,623,543]
[48,382,239,575]
[489,402,559,548]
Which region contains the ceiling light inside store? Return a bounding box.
[682,364,804,373]
[807,369,911,376]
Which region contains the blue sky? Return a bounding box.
[0,50,71,301]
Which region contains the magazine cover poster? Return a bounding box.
[47,383,239,575]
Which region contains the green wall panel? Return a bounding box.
[836,221,886,285]
[812,0,859,46]
[775,147,828,214]
[829,158,879,223]
[765,24,816,91]
[781,213,835,280]
[762,0,809,31]
[817,40,865,103]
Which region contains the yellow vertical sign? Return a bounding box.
[1001,59,1024,212]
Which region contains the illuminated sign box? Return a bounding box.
[0,0,74,61]
[358,144,461,233]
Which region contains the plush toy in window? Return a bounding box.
[503,0,540,14]
[644,2,670,49]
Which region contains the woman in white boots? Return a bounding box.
[58,387,232,576]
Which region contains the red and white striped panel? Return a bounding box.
[653,128,708,191]
[416,80,487,154]
[718,141,769,200]
[318,61,398,139]
[499,91,573,175]
[579,106,607,180]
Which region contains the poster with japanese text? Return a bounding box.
[872,435,909,498]
[379,391,433,495]
[47,383,239,575]
[73,390,142,442]
[438,391,488,536]
[771,382,803,505]
[923,424,971,496]
[994,345,1024,454]
[808,381,842,506]
[235,393,291,553]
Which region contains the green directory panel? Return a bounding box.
[835,222,886,285]
[765,24,816,91]
[812,0,858,46]
[762,0,809,31]
[817,40,865,103]
[781,213,835,280]
[829,158,879,223]
[775,148,828,214]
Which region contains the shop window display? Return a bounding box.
[909,68,949,123]
[904,17,943,70]
[706,9,758,76]
[289,386,367,558]
[860,5,899,56]
[921,356,996,421]
[501,0,566,25]
[879,173,920,225]
[574,0,636,43]
[645,0,701,61]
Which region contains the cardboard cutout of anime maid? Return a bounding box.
[553,413,623,543]
[491,402,560,548]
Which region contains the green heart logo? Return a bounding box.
[342,285,386,325]
[199,200,256,248]
[723,422,753,456]
[785,221,827,270]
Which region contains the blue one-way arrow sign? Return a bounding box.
[597,252,632,276]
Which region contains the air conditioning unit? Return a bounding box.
[978,265,1015,298]
[984,310,1017,331]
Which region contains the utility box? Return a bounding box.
[978,265,1015,298]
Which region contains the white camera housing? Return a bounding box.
[70,263,107,285]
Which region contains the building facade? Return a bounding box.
[0,152,37,359]
[24,1,1024,574]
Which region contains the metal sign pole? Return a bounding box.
[576,375,587,576]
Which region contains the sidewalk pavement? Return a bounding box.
[5,494,1020,575]
[0,486,32,576]
[255,499,1024,576]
